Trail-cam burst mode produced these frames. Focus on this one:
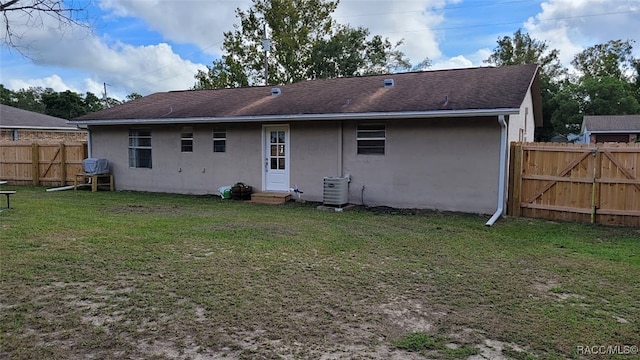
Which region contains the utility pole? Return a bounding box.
[102,82,109,108]
[262,24,271,86]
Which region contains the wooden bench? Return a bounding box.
[0,191,16,209]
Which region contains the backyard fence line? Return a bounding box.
[0,142,88,186]
[508,142,640,227]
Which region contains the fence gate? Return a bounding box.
[508,142,640,226]
[0,142,87,186]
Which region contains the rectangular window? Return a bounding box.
[129,129,152,168]
[213,127,226,153]
[181,127,193,152]
[357,124,385,155]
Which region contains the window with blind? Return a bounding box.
[129,129,152,168]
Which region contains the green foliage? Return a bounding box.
[194,0,419,89]
[41,89,87,119]
[125,92,143,101]
[485,29,568,140]
[0,85,124,119]
[487,32,640,139]
[547,41,640,135]
[549,76,640,135]
[485,29,565,80]
[1,86,47,113]
[572,39,637,81]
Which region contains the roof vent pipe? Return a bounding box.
[383,79,394,88]
[271,87,281,96]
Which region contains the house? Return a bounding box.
[0,104,87,142]
[71,64,542,222]
[580,115,640,143]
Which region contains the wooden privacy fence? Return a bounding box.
[508,142,640,226]
[0,142,88,186]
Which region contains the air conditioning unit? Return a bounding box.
[323,177,349,206]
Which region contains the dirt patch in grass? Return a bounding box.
[105,204,189,216]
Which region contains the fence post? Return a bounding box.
[59,143,67,186]
[508,142,523,217]
[32,143,39,185]
[590,147,601,224]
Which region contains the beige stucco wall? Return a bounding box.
[289,121,342,196]
[342,118,500,213]
[90,117,502,213]
[507,87,536,143]
[90,123,262,194]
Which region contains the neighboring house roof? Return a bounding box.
[582,115,640,133]
[0,104,80,130]
[72,64,540,125]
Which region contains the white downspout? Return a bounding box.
[87,127,92,158]
[486,115,508,226]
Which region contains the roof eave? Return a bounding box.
[585,129,640,133]
[0,125,85,131]
[70,108,522,126]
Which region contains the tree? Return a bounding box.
[484,29,565,80]
[1,0,92,55]
[41,89,86,119]
[12,87,46,113]
[0,84,12,103]
[0,84,122,117]
[547,41,640,135]
[485,29,569,140]
[571,39,637,81]
[83,92,103,113]
[126,92,143,101]
[549,77,640,135]
[194,0,417,89]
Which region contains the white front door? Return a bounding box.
[263,125,290,191]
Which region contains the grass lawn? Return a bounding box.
[1,187,639,359]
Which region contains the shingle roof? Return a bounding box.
[73,64,539,123]
[0,104,79,129]
[582,115,640,132]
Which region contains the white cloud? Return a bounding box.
[8,75,78,93]
[99,0,252,57]
[98,0,452,64]
[0,7,207,97]
[334,0,451,64]
[524,0,640,67]
[431,55,473,69]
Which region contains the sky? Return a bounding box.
[0,0,639,100]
